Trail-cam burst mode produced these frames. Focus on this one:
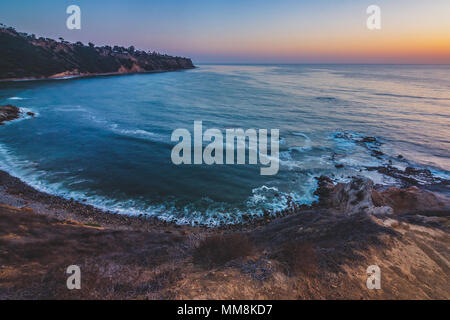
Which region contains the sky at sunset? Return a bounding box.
[1,0,449,63]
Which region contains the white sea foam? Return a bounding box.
[289,132,312,152]
[84,112,165,143]
[0,122,445,226]
[54,105,87,112]
[0,144,314,226]
[7,97,26,100]
[0,146,247,226]
[1,65,448,226]
[116,129,159,139]
[111,126,167,143]
[20,107,39,117]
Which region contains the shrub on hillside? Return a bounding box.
[270,242,317,276]
[193,233,253,268]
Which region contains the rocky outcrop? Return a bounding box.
[315,176,392,216]
[331,177,393,216]
[0,25,195,80]
[0,104,20,124]
[373,186,450,216]
[315,175,450,217]
[366,165,449,187]
[333,132,385,159]
[0,167,449,299]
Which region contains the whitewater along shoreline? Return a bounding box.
[1,166,449,299]
[0,104,449,231]
[1,104,450,299]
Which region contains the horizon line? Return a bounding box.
[194,62,450,66]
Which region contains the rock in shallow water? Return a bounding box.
[0,104,20,124]
[366,165,449,187]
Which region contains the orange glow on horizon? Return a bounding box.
[185,31,450,63]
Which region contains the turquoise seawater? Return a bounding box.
[0,64,449,225]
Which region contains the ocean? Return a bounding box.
[0,64,449,226]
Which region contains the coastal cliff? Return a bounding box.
[0,25,194,80]
[0,168,449,299]
[0,106,449,299]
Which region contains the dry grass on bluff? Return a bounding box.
[1,202,449,299]
[193,233,253,268]
[269,242,317,276]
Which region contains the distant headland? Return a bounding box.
[0,24,195,81]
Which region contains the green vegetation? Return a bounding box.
[0,25,194,80]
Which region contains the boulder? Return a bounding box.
[316,176,393,216]
[329,177,393,215]
[0,104,20,124]
[374,186,450,216]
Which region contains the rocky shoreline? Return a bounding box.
[0,169,201,233]
[1,106,449,299]
[1,166,449,299]
[1,163,449,233]
[0,105,449,230]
